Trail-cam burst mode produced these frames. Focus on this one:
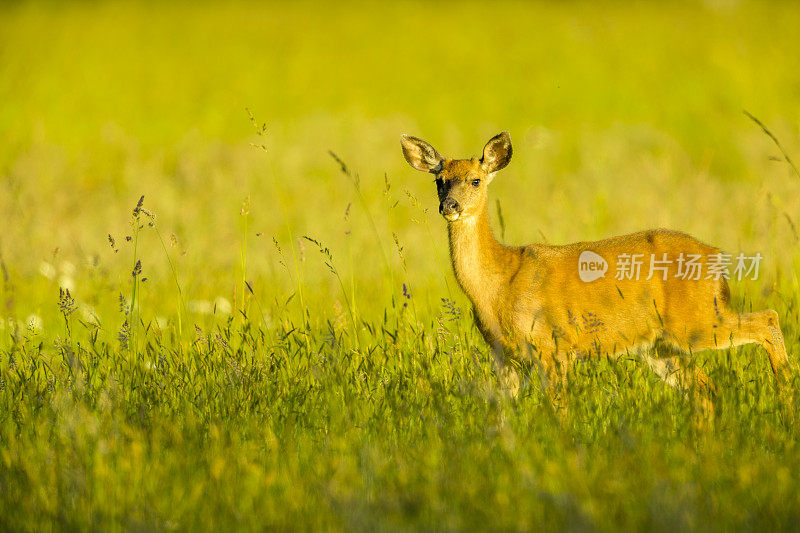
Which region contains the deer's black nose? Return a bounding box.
[440,198,460,215]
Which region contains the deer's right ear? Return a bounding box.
[401,135,443,173]
[481,132,512,174]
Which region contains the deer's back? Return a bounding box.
[500,229,730,358]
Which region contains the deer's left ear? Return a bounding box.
[401,135,443,173]
[481,132,512,175]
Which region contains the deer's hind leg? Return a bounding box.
[640,346,716,420]
[641,349,714,392]
[672,309,790,384]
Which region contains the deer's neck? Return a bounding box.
[447,204,514,314]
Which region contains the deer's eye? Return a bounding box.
[471,179,481,187]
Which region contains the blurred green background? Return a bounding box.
[2,0,799,323]
[2,1,800,529]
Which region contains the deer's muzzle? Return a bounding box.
[440,198,461,221]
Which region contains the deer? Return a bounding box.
[401,131,791,398]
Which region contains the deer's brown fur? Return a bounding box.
[401,132,790,392]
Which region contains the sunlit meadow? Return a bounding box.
[1,0,800,529]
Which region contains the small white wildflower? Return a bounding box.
[214,297,232,315]
[26,314,43,332]
[39,262,56,280]
[60,260,76,276]
[59,276,75,292]
[188,300,212,315]
[81,305,99,325]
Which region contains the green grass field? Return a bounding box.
[2,0,800,529]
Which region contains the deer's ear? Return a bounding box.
[401,135,443,173]
[481,132,512,174]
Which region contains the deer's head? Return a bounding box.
[401,132,512,222]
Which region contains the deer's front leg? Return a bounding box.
[488,341,520,398]
[474,313,520,397]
